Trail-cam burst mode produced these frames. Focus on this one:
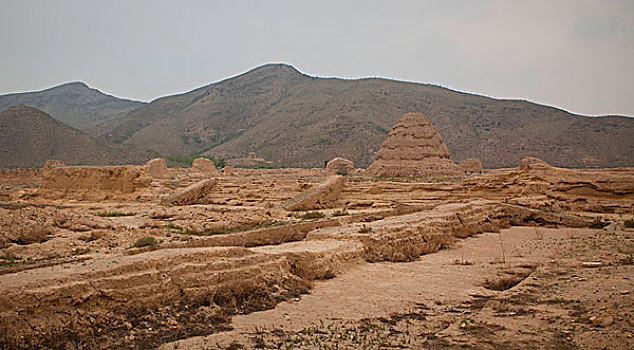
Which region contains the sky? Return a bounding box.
[1,0,633,116]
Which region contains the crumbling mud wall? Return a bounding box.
[40,164,151,200]
[0,168,41,184]
[360,201,594,263]
[462,157,634,213]
[0,248,311,349]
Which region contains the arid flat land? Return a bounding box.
[1,161,633,349]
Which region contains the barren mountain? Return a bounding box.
[0,82,146,131]
[0,106,153,168]
[95,64,634,168]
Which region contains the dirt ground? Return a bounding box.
[0,163,633,349]
[170,225,632,350]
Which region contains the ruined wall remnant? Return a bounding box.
[0,168,41,184]
[283,175,346,211]
[160,179,217,206]
[143,158,168,178]
[40,164,151,199]
[192,158,221,177]
[326,157,355,174]
[459,158,483,174]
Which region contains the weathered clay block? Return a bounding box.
[518,156,552,171]
[283,175,345,211]
[41,165,150,194]
[459,158,483,174]
[160,179,217,206]
[192,158,221,177]
[143,158,168,178]
[326,157,354,174]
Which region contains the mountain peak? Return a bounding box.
[59,81,89,88]
[240,63,305,79]
[45,81,91,92]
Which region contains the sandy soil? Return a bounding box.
[163,226,634,349]
[0,164,632,349]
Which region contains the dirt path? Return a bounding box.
[162,225,628,349]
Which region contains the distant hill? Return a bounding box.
[0,106,153,168]
[95,64,634,169]
[0,82,146,131]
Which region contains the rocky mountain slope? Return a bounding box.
[0,82,146,131]
[95,64,634,169]
[0,106,152,168]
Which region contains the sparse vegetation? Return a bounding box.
[358,225,373,233]
[331,209,349,217]
[132,236,159,248]
[624,218,634,228]
[299,211,325,220]
[374,125,390,134]
[166,222,184,231]
[178,221,291,236]
[167,154,226,169]
[95,211,134,217]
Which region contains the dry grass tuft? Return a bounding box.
[331,209,349,217]
[132,236,158,248]
[299,211,326,220]
[358,224,373,233]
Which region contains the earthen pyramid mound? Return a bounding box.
[368,112,462,178]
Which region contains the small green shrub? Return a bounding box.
[166,223,183,231]
[132,236,158,248]
[167,154,226,169]
[624,218,634,228]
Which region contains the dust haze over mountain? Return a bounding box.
[1,2,633,169]
[1,1,633,117]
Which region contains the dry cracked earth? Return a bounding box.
[0,162,633,349]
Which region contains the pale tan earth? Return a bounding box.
[368,112,463,178]
[0,158,633,349]
[325,158,355,174]
[459,158,484,174]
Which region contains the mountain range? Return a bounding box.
[1,63,633,169]
[0,82,145,131]
[0,106,152,168]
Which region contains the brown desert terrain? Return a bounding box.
[0,113,633,349]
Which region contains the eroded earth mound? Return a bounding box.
[368,112,463,178]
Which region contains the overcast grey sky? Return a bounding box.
[1,0,632,116]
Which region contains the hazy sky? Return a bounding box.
[1,0,633,116]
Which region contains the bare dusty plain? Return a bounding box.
[0,158,633,349]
